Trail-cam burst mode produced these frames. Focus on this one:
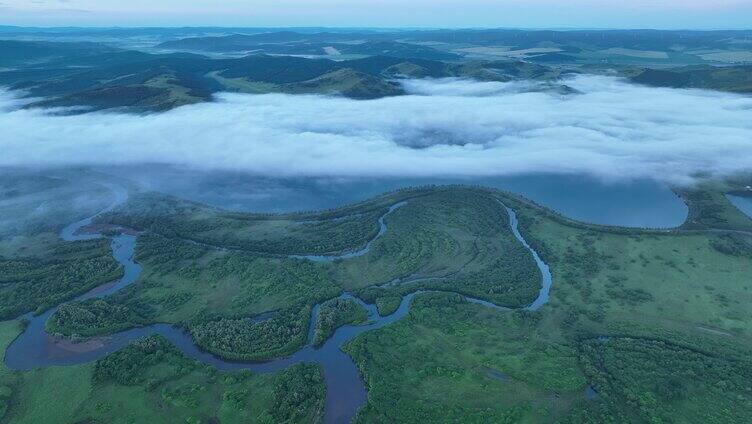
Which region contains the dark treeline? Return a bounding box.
[0,239,122,319]
[99,192,399,255]
[313,298,368,346]
[272,364,326,423]
[190,306,311,361]
[46,298,149,338]
[563,337,752,423]
[92,335,325,422]
[710,233,752,258]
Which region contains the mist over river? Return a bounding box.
[103,166,688,228]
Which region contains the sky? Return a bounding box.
[1,0,752,29]
[2,75,752,185]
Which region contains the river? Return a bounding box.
[5,184,552,424]
[101,165,688,228]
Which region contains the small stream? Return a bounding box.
[291,201,407,262]
[4,186,553,424]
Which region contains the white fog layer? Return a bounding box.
[2,75,752,184]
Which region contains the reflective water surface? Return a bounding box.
[4,184,554,424]
[727,194,752,219]
[102,165,687,228]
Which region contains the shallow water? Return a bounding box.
[4,183,553,424]
[727,194,752,219]
[585,385,599,400]
[503,203,552,311]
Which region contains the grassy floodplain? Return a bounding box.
[1,175,751,423]
[344,183,752,423]
[46,187,541,361]
[0,173,127,320]
[0,320,325,423]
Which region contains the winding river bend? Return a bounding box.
[292,201,408,262]
[4,186,553,424]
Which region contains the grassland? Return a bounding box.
[51,187,541,360]
[4,175,752,423]
[340,182,752,423]
[97,190,408,256]
[0,238,123,319]
[0,172,127,319]
[0,320,325,423]
[344,289,752,423]
[676,180,752,232]
[345,293,586,423]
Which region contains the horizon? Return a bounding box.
[3,25,752,31]
[2,1,752,30]
[2,3,752,424]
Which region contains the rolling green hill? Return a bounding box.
[632,65,752,93]
[158,33,459,60]
[2,32,750,113]
[0,40,564,112]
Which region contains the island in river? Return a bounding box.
[0,171,751,423]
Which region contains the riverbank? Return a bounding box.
[2,181,751,423]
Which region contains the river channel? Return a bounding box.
[5,185,553,424]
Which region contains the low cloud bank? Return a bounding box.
[2,75,751,184]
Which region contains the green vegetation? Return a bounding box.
[4,28,752,112]
[0,37,564,112]
[47,230,340,332]
[46,298,148,338]
[507,188,752,337]
[331,189,541,308]
[337,183,752,423]
[4,174,752,423]
[51,187,543,360]
[98,191,401,255]
[345,293,586,422]
[313,298,368,346]
[160,36,459,60]
[280,68,404,99]
[190,306,311,362]
[632,65,752,93]
[0,320,325,423]
[272,364,326,424]
[0,239,122,319]
[0,171,132,319]
[0,321,20,422]
[353,286,403,315]
[46,231,342,357]
[677,181,752,232]
[563,337,752,423]
[56,182,749,365]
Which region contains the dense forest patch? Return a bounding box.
[0,239,122,319]
[313,298,368,346]
[0,324,325,423]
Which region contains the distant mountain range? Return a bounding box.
[632,65,752,93]
[0,39,560,111]
[158,35,460,60]
[1,28,750,112]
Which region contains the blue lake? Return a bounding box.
[727,194,752,219]
[106,166,688,228]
